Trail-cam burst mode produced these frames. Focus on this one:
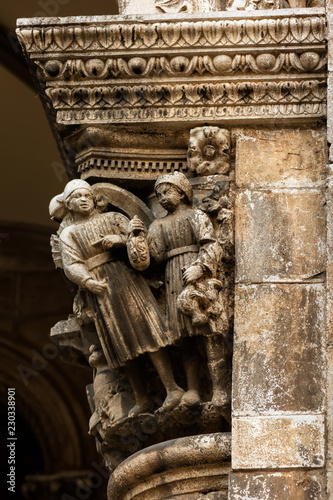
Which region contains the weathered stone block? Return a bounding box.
[327,347,333,496]
[233,284,325,415]
[235,189,326,283]
[235,128,325,189]
[232,415,325,470]
[229,471,326,500]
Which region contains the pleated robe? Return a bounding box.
[60,211,172,369]
[148,206,222,342]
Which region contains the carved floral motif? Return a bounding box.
[188,127,230,176]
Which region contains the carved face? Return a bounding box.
[202,183,229,214]
[67,188,95,216]
[156,183,184,213]
[203,144,217,160]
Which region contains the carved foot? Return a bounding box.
[162,388,185,410]
[211,390,230,409]
[180,389,201,407]
[128,400,154,418]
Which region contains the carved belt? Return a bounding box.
[86,252,114,271]
[165,245,199,260]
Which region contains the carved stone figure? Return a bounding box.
[176,277,224,327]
[187,127,231,176]
[226,0,288,9]
[130,172,230,410]
[155,0,195,12]
[50,179,185,418]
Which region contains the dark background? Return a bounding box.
[0,2,118,499]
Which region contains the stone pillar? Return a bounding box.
[230,128,327,497]
[327,0,333,495]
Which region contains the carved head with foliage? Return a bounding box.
[187,127,231,177]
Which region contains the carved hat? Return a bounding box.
[154,172,193,205]
[63,179,93,202]
[49,194,68,221]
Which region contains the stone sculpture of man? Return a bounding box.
[54,179,184,417]
[129,172,230,409]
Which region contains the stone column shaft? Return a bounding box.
[229,127,327,498]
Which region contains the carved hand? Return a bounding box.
[183,264,203,284]
[128,216,147,235]
[86,279,108,295]
[102,235,125,250]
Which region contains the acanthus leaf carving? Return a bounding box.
[33,27,53,51]
[17,29,34,51]
[17,15,326,54]
[120,25,136,49]
[155,0,193,13]
[74,26,96,50]
[310,16,325,41]
[101,87,122,106]
[96,26,119,50]
[202,20,223,46]
[290,17,312,43]
[160,22,182,46]
[142,24,159,47]
[163,84,184,104]
[224,19,244,44]
[182,21,203,45]
[53,26,74,50]
[267,18,289,43]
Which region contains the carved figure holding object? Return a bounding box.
[51,179,184,418]
[130,172,230,410]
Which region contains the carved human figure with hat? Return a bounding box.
[129,171,230,410]
[50,179,185,417]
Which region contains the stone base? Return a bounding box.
[107,433,231,500]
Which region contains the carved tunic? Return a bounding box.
[148,207,222,341]
[60,211,172,369]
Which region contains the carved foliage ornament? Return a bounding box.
[36,51,326,81]
[188,127,230,176]
[17,15,325,53]
[46,80,326,109]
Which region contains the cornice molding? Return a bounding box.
[17,9,327,127]
[17,11,326,54]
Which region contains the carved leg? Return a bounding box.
[181,338,201,407]
[124,359,154,417]
[148,350,184,410]
[204,335,230,409]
